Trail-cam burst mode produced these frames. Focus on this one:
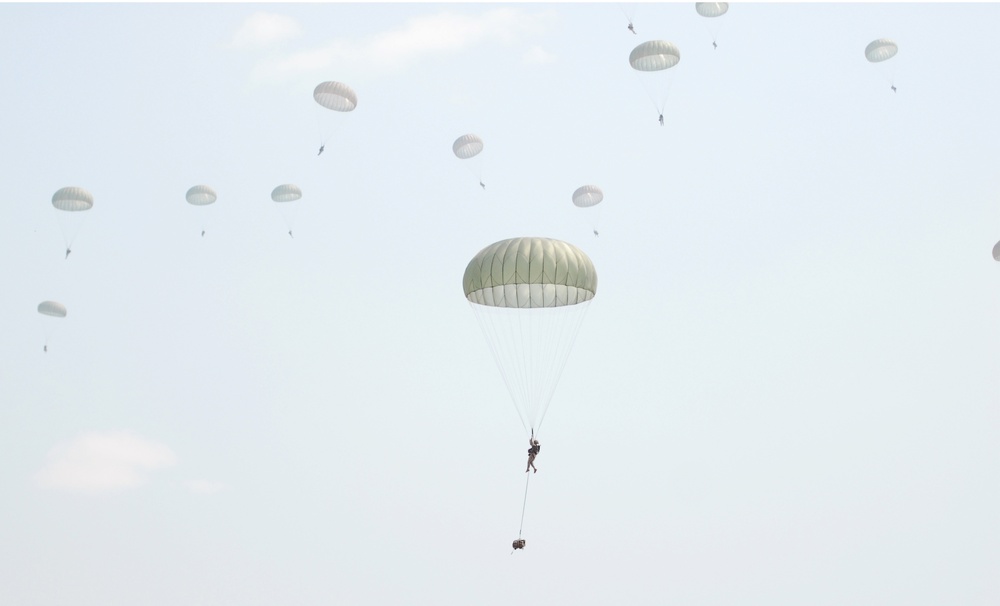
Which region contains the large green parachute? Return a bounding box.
[464,237,597,435]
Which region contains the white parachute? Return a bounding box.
[696,2,728,18]
[630,40,681,72]
[314,81,358,112]
[453,134,486,189]
[186,185,217,206]
[37,300,67,351]
[186,185,217,237]
[865,39,898,63]
[629,41,681,121]
[38,301,67,318]
[464,237,597,436]
[453,134,484,160]
[271,184,303,238]
[572,185,604,237]
[51,186,93,256]
[993,240,1000,262]
[271,184,302,202]
[695,3,729,48]
[572,185,604,208]
[51,187,93,212]
[313,81,357,151]
[865,39,899,92]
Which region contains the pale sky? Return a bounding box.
[1,3,998,605]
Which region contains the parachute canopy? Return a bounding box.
[865,39,898,63]
[453,134,484,160]
[52,187,93,212]
[314,81,357,112]
[186,185,217,206]
[38,301,67,318]
[271,184,302,203]
[696,2,728,18]
[572,185,604,209]
[464,237,597,308]
[464,237,597,435]
[630,40,681,72]
[993,240,1000,262]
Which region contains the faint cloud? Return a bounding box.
[231,12,302,50]
[522,46,556,64]
[35,431,177,494]
[251,8,553,84]
[187,479,229,495]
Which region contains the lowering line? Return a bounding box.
[518,471,531,538]
[511,472,531,555]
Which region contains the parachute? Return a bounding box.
[695,3,729,48]
[37,301,67,318]
[186,185,217,237]
[313,81,358,112]
[865,39,898,63]
[464,237,597,436]
[572,185,604,237]
[51,186,93,254]
[271,184,302,237]
[313,81,356,151]
[37,300,67,351]
[186,185,217,206]
[51,187,93,212]
[453,134,486,188]
[629,40,681,72]
[271,184,302,203]
[453,134,484,160]
[696,2,728,18]
[572,185,604,208]
[629,41,681,120]
[866,39,899,91]
[993,240,1000,262]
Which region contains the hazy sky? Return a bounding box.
[1,3,998,605]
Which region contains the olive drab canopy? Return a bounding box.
[185,185,217,206]
[453,134,484,160]
[572,185,604,209]
[313,81,358,112]
[464,237,597,435]
[37,301,67,318]
[463,238,597,308]
[865,39,898,63]
[51,187,93,212]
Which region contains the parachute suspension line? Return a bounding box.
[631,71,674,118]
[702,19,726,49]
[470,302,591,438]
[314,107,327,147]
[471,304,530,433]
[57,212,90,253]
[533,302,592,435]
[618,3,637,28]
[518,471,531,539]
